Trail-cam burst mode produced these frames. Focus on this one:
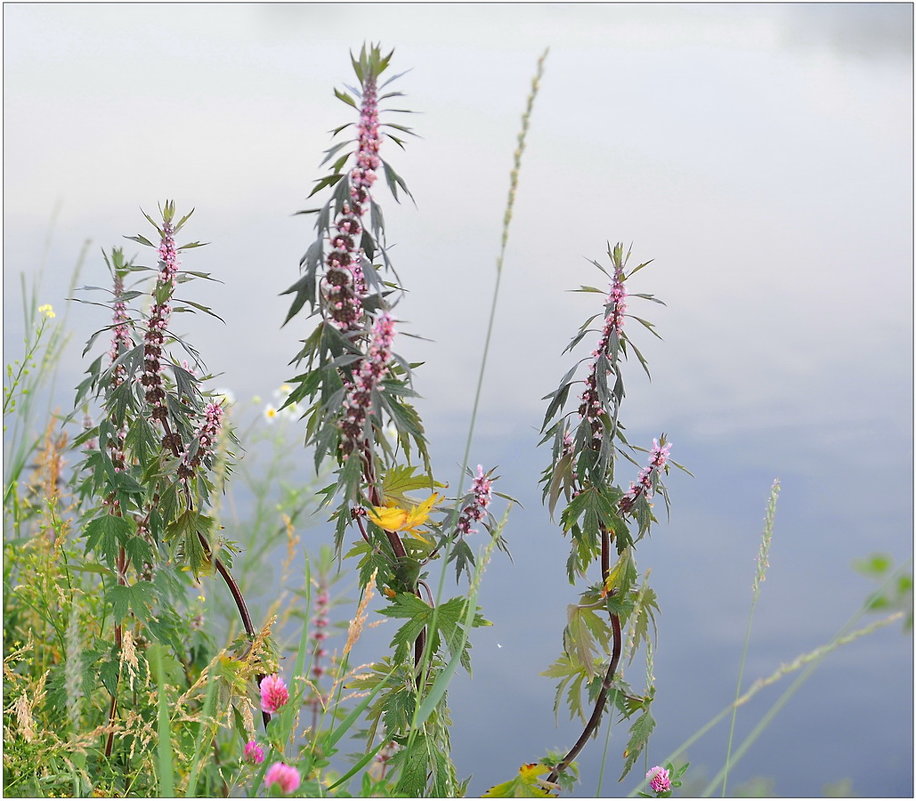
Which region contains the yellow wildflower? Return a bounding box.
[37,304,55,319]
[367,493,441,544]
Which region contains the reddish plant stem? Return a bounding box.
[361,447,426,669]
[159,418,270,728]
[200,532,271,729]
[546,524,621,786]
[546,613,622,785]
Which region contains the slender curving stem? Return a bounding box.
[161,418,271,728]
[546,613,622,785]
[201,532,271,729]
[546,524,621,786]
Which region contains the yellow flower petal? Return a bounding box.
[367,506,408,531]
[367,493,442,537]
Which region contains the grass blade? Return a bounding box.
[151,644,174,797]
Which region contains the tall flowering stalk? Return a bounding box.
[307,577,331,733]
[323,70,382,331]
[140,218,179,428]
[534,243,677,790]
[578,265,627,445]
[281,46,503,796]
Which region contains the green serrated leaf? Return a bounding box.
[619,710,656,781]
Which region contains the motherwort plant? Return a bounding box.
[73,204,273,766]
[484,245,680,798]
[280,44,507,795]
[536,244,677,790]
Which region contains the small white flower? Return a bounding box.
[263,405,279,424]
[212,387,236,406]
[281,401,301,420]
[382,422,398,447]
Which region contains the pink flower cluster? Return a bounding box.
[339,313,395,459]
[260,673,289,714]
[264,762,301,794]
[311,587,330,679]
[457,466,493,536]
[619,438,672,514]
[322,73,382,331]
[578,269,628,443]
[243,740,265,764]
[646,765,671,794]
[157,221,180,287]
[177,402,224,480]
[141,221,180,426]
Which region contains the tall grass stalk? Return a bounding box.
[4,245,87,511]
[183,664,219,797]
[626,582,907,797]
[44,238,90,426]
[721,478,780,795]
[409,504,512,735]
[413,46,548,736]
[151,644,175,797]
[595,686,620,794]
[457,47,548,495]
[699,609,903,797]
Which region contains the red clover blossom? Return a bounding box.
[323,71,382,330]
[646,766,671,794]
[243,740,265,764]
[619,438,671,514]
[259,673,289,714]
[264,762,301,794]
[578,268,627,442]
[457,465,493,536]
[339,312,395,459]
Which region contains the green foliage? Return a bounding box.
[381,593,490,673]
[855,553,913,630]
[618,708,656,781]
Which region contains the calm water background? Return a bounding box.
[3,4,912,796]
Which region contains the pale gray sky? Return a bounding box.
[4,6,911,457]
